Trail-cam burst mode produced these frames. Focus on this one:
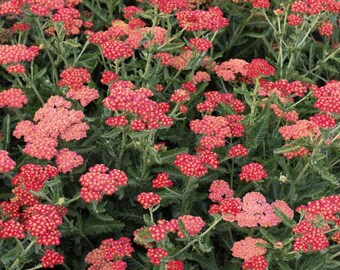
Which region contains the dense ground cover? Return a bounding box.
[0,0,339,269]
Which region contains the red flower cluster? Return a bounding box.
[189,38,213,52]
[11,164,58,206]
[13,96,89,160]
[0,219,25,239]
[174,153,208,178]
[152,172,173,189]
[151,0,189,14]
[137,192,161,209]
[85,237,133,269]
[79,164,128,202]
[283,146,310,159]
[242,255,268,270]
[23,0,64,16]
[239,162,268,182]
[103,81,173,130]
[177,215,205,238]
[0,88,28,108]
[101,70,119,85]
[147,248,169,265]
[23,204,65,246]
[0,44,39,73]
[296,195,340,224]
[228,144,248,158]
[0,150,16,172]
[196,91,245,113]
[309,113,336,129]
[245,59,276,79]
[176,7,229,31]
[40,249,64,268]
[52,7,83,35]
[0,0,23,16]
[292,220,330,252]
[288,14,303,26]
[58,67,98,106]
[167,260,184,270]
[313,80,340,114]
[291,0,339,15]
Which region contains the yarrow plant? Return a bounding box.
[0,0,339,269]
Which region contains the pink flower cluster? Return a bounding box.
[13,96,89,160]
[208,180,294,227]
[232,236,268,270]
[79,164,128,202]
[0,150,16,172]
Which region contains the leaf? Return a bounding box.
[159,147,188,163]
[312,166,339,186]
[2,114,11,150]
[101,129,122,139]
[82,217,124,236]
[158,42,186,52]
[1,245,21,266]
[259,228,278,244]
[274,145,303,155]
[274,208,296,228]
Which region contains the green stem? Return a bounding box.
[149,207,155,224]
[22,73,45,105]
[165,187,182,197]
[329,251,340,260]
[117,129,127,169]
[170,217,223,258]
[9,240,36,270]
[74,40,89,65]
[140,131,156,182]
[249,78,260,126]
[27,264,42,270]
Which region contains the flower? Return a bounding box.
[231,237,268,261]
[177,215,205,238]
[0,88,28,108]
[173,153,208,178]
[137,192,161,209]
[146,248,169,265]
[152,172,173,189]
[239,163,268,182]
[0,150,16,172]
[55,148,84,173]
[242,255,268,270]
[40,250,64,268]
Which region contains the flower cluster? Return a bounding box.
[0,44,39,74]
[176,7,229,32]
[0,88,28,108]
[11,164,58,206]
[13,96,89,160]
[23,203,66,246]
[52,7,83,35]
[0,150,16,172]
[152,172,173,189]
[196,91,245,114]
[279,120,321,141]
[79,164,128,202]
[213,59,248,81]
[239,162,268,182]
[173,153,208,178]
[313,80,340,114]
[40,249,64,268]
[147,248,169,265]
[58,67,98,106]
[85,237,134,269]
[103,81,173,130]
[137,192,161,209]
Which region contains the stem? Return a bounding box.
[165,187,182,197]
[149,207,155,224]
[249,78,260,126]
[27,264,42,270]
[140,131,155,182]
[74,40,89,65]
[181,177,196,214]
[9,240,36,270]
[117,129,127,169]
[22,73,45,105]
[329,251,340,260]
[170,217,223,258]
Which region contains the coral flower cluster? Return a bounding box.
[13,96,89,163]
[208,180,294,227]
